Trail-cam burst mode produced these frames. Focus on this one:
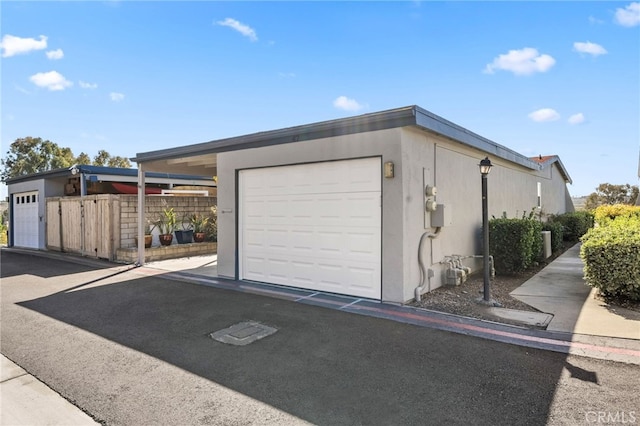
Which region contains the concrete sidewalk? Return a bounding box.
[510,244,640,340]
[1,355,98,425]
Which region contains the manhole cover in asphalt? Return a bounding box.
[209,321,277,346]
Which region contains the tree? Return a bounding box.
[1,137,75,181]
[92,150,131,168]
[584,183,640,210]
[1,137,131,182]
[75,152,91,165]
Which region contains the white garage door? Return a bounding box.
[13,191,40,249]
[240,157,382,299]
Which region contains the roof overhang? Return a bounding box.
[6,165,215,187]
[529,155,573,184]
[131,105,560,176]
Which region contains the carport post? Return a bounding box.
[137,165,146,266]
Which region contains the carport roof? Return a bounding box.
[132,105,571,183]
[6,164,214,185]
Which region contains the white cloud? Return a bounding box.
[573,41,607,56]
[333,96,366,112]
[46,48,64,60]
[614,2,640,27]
[1,34,47,57]
[588,16,604,24]
[278,72,296,78]
[110,92,125,102]
[568,113,586,125]
[79,81,98,89]
[528,108,560,122]
[484,47,555,76]
[216,18,258,41]
[29,71,73,91]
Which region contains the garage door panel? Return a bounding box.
[13,191,40,249]
[240,158,381,299]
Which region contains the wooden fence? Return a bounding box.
[46,195,120,260]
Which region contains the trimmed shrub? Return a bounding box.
[553,211,594,242]
[542,221,564,253]
[489,218,543,274]
[593,204,640,227]
[580,217,640,301]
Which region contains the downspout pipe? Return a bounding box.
[414,227,441,302]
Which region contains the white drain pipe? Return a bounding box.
[414,227,441,302]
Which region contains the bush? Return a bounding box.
[542,221,564,253]
[205,205,218,242]
[553,211,594,242]
[593,204,640,227]
[0,222,6,245]
[489,218,543,274]
[580,216,640,301]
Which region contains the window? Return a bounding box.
[537,182,542,209]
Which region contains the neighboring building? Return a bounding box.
[129,105,574,303]
[6,165,215,250]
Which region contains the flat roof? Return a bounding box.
[6,165,214,185]
[131,104,570,182]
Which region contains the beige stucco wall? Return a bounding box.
[217,128,407,301]
[399,127,574,300]
[216,125,574,303]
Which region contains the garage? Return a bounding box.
[239,157,382,299]
[13,191,40,249]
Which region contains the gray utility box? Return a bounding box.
[431,204,452,228]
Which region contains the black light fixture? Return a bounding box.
[479,156,493,303]
[479,157,493,175]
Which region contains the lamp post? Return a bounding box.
[479,157,493,303]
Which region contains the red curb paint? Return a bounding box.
[352,304,640,358]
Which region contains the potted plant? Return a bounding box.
[175,214,193,244]
[190,214,209,243]
[154,207,177,246]
[135,220,155,248]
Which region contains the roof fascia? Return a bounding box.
[539,156,573,184]
[132,106,417,163]
[6,165,211,185]
[413,106,541,170]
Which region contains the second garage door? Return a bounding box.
[13,191,40,249]
[239,157,382,299]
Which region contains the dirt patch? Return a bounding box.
[410,246,639,327]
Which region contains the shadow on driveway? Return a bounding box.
[3,250,601,425]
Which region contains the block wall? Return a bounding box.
[119,195,217,248]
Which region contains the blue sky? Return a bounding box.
[2,1,639,198]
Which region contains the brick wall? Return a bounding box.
[119,195,217,248]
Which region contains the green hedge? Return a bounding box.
[489,218,543,274]
[542,221,564,253]
[580,217,640,301]
[553,211,594,242]
[593,204,640,227]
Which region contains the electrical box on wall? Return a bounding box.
[431,204,452,227]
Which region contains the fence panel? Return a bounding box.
[59,198,82,254]
[46,198,61,250]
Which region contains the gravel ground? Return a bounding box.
[411,267,544,326]
[411,247,640,327]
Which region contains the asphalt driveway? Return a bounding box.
[2,250,638,425]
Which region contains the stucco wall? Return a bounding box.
[216,125,574,303]
[400,127,574,299]
[217,128,406,301]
